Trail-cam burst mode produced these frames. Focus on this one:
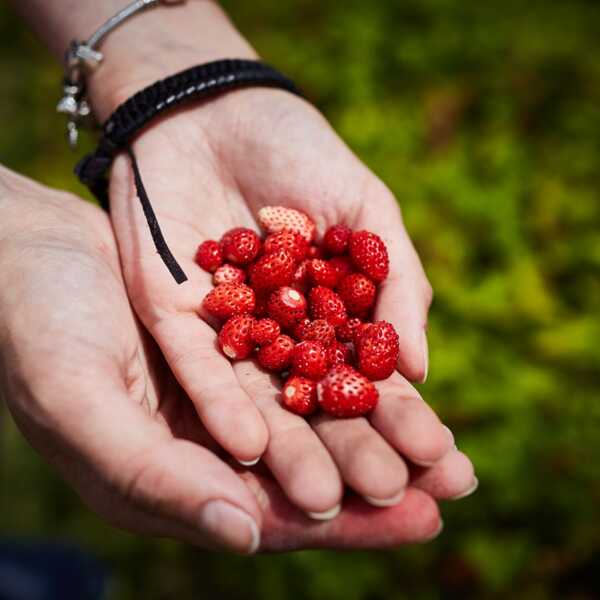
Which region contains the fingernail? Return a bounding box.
[449,476,479,501]
[307,504,341,521]
[423,519,444,541]
[364,488,405,507]
[419,330,429,383]
[199,500,260,554]
[238,456,261,467]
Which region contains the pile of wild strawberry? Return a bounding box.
[196,206,399,418]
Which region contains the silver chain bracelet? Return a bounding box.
[57,0,186,148]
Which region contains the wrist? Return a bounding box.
[86,1,258,121]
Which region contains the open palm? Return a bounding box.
[109,88,474,517]
[0,167,473,551]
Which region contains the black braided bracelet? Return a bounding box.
[75,59,302,284]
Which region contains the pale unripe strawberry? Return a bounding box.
[258,206,316,242]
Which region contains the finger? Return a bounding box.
[108,154,268,464]
[370,372,455,466]
[240,471,443,551]
[14,374,263,554]
[410,449,478,500]
[355,193,432,382]
[310,413,409,507]
[153,313,269,464]
[234,361,344,517]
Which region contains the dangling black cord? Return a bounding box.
[126,146,188,284]
[75,59,302,284]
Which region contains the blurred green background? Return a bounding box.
[1,0,600,598]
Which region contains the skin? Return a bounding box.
[6,0,477,549]
[0,167,475,553]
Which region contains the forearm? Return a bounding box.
[10,0,257,120]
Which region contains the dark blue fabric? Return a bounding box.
[0,540,108,600]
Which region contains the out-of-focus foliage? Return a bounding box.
[1,0,599,598]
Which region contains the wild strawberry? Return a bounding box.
[258,206,316,242]
[292,317,312,340]
[297,319,336,347]
[220,227,261,265]
[349,230,389,283]
[307,245,325,259]
[257,335,295,372]
[203,283,255,320]
[353,322,372,345]
[281,376,318,416]
[263,230,309,261]
[292,259,311,292]
[218,315,256,360]
[326,340,353,367]
[307,259,340,288]
[337,273,377,316]
[195,240,223,273]
[336,317,363,343]
[249,249,295,291]
[213,264,246,286]
[267,286,307,328]
[317,365,379,418]
[356,321,400,380]
[329,256,354,281]
[251,318,281,346]
[309,286,348,327]
[323,224,352,255]
[292,341,329,380]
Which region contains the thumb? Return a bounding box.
[10,372,262,554]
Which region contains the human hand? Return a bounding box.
[104,80,475,513]
[0,167,473,552]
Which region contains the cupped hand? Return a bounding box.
[0,167,472,552]
[108,88,475,516]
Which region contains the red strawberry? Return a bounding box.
[281,375,318,416]
[298,319,336,347]
[220,227,261,265]
[267,286,307,328]
[249,249,295,291]
[263,230,309,261]
[307,259,340,288]
[356,321,400,380]
[203,283,255,320]
[336,317,363,343]
[349,230,389,283]
[317,365,379,418]
[213,264,246,286]
[257,335,295,372]
[195,240,223,273]
[323,224,352,255]
[337,273,377,316]
[326,340,353,367]
[292,259,311,292]
[251,318,281,346]
[329,255,354,281]
[292,317,312,340]
[307,245,325,259]
[218,315,256,360]
[292,341,329,380]
[309,286,348,327]
[258,206,316,242]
